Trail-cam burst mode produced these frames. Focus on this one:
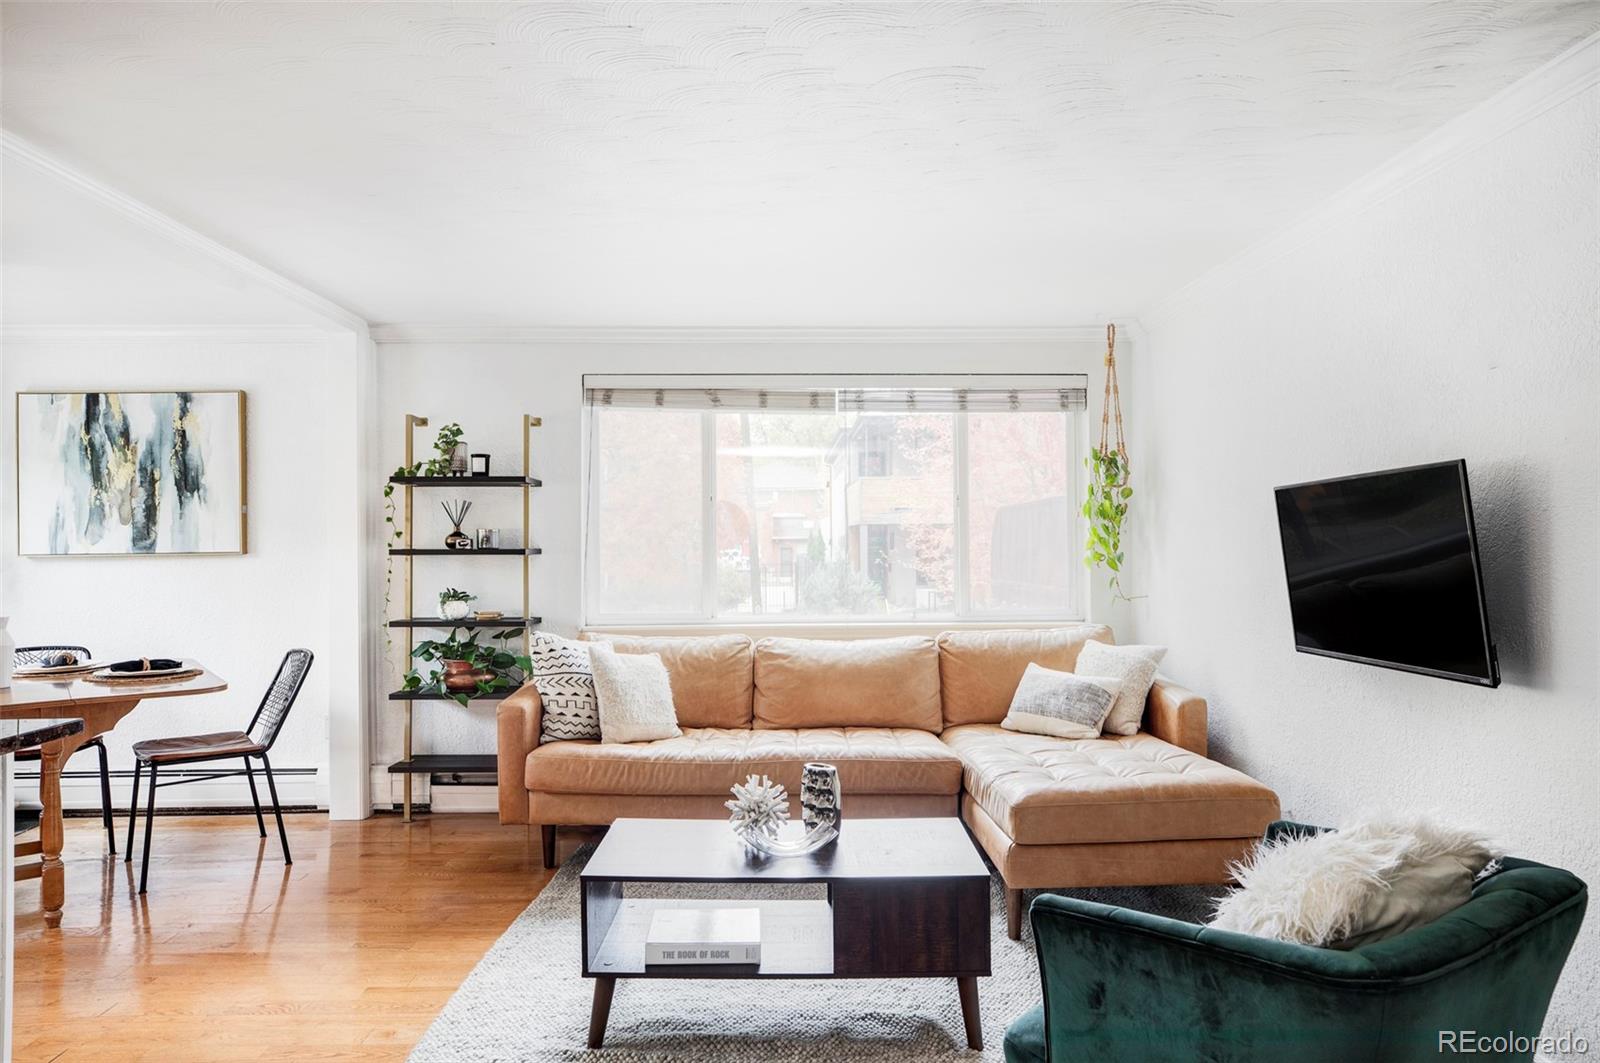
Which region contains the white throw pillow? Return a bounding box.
[1074,641,1167,735]
[590,644,681,744]
[528,633,600,743]
[1209,814,1499,949]
[1001,663,1122,739]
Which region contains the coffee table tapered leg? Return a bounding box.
[587,976,616,1049]
[957,976,982,1050]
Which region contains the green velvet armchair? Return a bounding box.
[1005,821,1587,1063]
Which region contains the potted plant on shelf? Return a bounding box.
[438,587,476,621]
[404,628,532,707]
[383,421,468,636]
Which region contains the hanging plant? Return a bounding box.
[1083,324,1140,602]
[382,422,466,660]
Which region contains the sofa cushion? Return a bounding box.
[938,626,1113,727]
[527,726,962,797]
[582,633,753,729]
[942,724,1280,845]
[753,636,942,732]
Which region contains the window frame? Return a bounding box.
[582,377,1087,628]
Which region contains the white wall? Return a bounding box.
[1,331,341,810]
[372,333,1126,802]
[1133,77,1599,1046]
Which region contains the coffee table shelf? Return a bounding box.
[588,898,833,978]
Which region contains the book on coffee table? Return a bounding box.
[644,906,761,965]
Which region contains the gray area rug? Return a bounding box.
[410,844,1224,1062]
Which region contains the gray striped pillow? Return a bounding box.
[1001,663,1121,739]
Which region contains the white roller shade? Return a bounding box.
[585,377,1088,413]
[583,387,830,411]
[835,384,1087,413]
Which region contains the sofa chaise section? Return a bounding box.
[934,629,1280,938]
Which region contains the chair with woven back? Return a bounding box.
[127,648,313,894]
[12,645,117,854]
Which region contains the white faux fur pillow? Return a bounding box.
[1074,641,1166,735]
[590,644,681,744]
[1209,814,1500,949]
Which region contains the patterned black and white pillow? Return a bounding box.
[529,634,601,743]
[1001,663,1122,739]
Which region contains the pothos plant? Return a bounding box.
[1083,448,1135,602]
[1084,322,1140,603]
[381,422,466,657]
[384,422,465,547]
[404,627,533,708]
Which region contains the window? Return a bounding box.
[585,378,1086,623]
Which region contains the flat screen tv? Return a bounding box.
[1274,460,1498,687]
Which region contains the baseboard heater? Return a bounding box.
[14,765,319,816]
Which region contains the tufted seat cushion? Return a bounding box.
[527,726,963,797]
[942,725,1280,846]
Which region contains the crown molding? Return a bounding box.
[0,325,340,343]
[369,324,1127,345]
[1,130,370,336]
[1145,30,1600,323]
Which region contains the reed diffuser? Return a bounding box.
[441,499,473,550]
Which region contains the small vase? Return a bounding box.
[0,616,14,689]
[449,443,470,477]
[440,599,472,621]
[441,659,491,693]
[445,526,473,551]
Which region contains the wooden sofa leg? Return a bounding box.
[540,825,558,870]
[1005,887,1024,941]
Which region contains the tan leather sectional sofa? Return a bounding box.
[497,625,1279,939]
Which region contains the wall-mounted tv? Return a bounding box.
[1273,460,1499,687]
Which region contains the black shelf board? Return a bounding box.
[387,754,497,775]
[388,547,541,556]
[389,689,517,701]
[389,475,541,487]
[388,616,540,629]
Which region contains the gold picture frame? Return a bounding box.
[15,389,248,557]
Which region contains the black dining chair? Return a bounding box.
[13,645,117,854]
[126,648,313,894]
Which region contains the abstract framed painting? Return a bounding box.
[16,390,247,556]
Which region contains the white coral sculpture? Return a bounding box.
[726,774,790,839]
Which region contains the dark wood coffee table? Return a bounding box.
[580,817,991,1049]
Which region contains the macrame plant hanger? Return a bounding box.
[1098,323,1128,480]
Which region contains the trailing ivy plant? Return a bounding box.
[403,627,532,707]
[1083,447,1137,602]
[381,422,467,661]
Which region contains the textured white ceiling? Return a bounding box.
[3,2,1597,326]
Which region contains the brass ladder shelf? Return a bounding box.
[389,413,541,822]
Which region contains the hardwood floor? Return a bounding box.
[13,812,579,1062]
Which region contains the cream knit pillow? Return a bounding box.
[1075,641,1167,735]
[590,643,681,744]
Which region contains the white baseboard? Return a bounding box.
[12,768,325,812]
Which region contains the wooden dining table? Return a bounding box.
[0,662,226,927]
